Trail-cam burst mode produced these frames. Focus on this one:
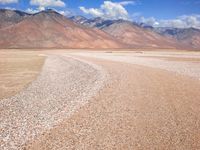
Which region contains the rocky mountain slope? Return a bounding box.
[101,20,184,49]
[70,17,187,49]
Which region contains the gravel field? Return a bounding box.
[0,55,107,149]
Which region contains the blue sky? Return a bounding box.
[0,0,200,28]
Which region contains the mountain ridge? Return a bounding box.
[69,15,200,50]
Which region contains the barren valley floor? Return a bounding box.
[1,50,200,150]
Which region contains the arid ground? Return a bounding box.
[1,50,200,150]
[0,51,45,99]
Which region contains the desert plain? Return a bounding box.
[1,49,200,150]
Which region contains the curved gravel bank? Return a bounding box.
[0,55,107,150]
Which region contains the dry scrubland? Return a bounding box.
[0,50,45,99]
[1,49,200,150]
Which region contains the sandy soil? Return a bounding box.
[24,52,200,150]
[0,51,45,99]
[1,51,200,150]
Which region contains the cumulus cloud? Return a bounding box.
[30,0,66,8]
[79,1,134,20]
[140,15,200,29]
[0,0,18,4]
[26,8,43,14]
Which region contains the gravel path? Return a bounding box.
[0,55,107,150]
[73,52,200,79]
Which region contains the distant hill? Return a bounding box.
[152,27,200,49]
[68,16,88,25]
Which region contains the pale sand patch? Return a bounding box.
[25,55,200,150]
[0,51,45,99]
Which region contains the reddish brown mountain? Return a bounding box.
[0,9,29,29]
[0,9,124,49]
[0,9,198,50]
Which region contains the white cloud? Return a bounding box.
[26,8,39,14]
[80,7,103,17]
[58,10,71,16]
[79,1,134,20]
[26,6,47,14]
[5,7,16,10]
[26,7,71,16]
[30,0,66,8]
[140,15,200,29]
[140,17,159,26]
[0,0,18,4]
[26,7,46,14]
[118,1,135,6]
[38,6,45,11]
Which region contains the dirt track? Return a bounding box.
[1,51,200,149]
[25,52,200,150]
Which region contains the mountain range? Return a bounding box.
[0,9,200,50]
[0,9,123,49]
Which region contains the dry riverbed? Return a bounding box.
[1,50,200,150]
